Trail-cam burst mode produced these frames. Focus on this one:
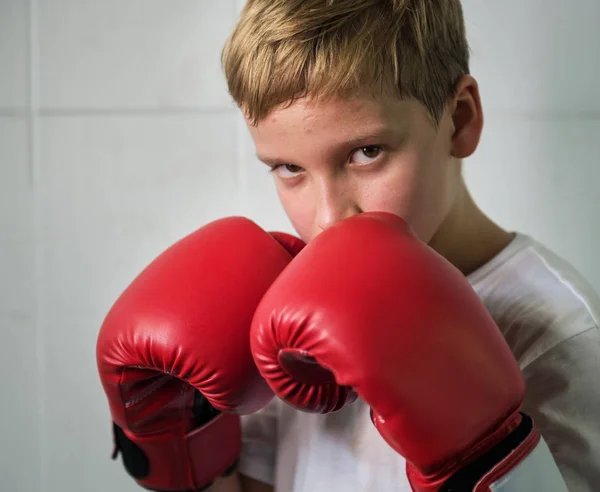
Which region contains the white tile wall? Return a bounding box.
[465,117,600,285]
[38,0,236,110]
[1,312,40,492]
[36,113,240,490]
[1,1,599,491]
[0,117,39,492]
[41,316,140,492]
[0,118,34,313]
[464,0,600,113]
[38,113,240,317]
[0,1,29,109]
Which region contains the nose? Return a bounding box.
[315,181,361,234]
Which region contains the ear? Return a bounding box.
[449,75,484,159]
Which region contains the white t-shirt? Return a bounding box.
[238,233,600,492]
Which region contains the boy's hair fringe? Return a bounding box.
[222,0,470,125]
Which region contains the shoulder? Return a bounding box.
[467,233,600,368]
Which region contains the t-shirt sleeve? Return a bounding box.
[237,397,281,485]
[521,326,600,492]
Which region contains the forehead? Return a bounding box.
[248,95,421,142]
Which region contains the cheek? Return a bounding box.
[360,166,419,220]
[360,156,450,243]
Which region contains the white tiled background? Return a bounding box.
[1,1,598,491]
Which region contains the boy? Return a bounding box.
[220,0,600,491]
[96,1,600,492]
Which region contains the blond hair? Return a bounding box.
[222,0,470,125]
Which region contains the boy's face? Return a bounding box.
[247,81,480,244]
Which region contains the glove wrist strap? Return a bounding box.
[113,412,241,491]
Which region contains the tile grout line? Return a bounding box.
[0,108,29,117]
[485,109,600,122]
[0,107,238,117]
[37,106,238,116]
[2,107,599,120]
[28,1,45,491]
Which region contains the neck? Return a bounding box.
[429,180,514,276]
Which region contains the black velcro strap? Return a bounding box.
[111,391,235,492]
[112,422,150,480]
[440,413,534,492]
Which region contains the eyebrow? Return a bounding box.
[342,127,400,148]
[256,126,401,165]
[256,154,285,166]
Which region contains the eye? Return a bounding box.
[351,146,382,166]
[270,163,304,179]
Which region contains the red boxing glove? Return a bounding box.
[97,217,304,492]
[251,212,564,491]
